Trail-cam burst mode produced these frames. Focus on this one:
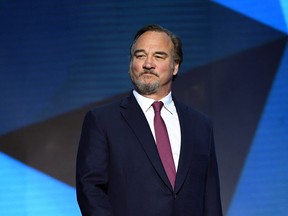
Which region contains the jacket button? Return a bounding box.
[173,193,177,199]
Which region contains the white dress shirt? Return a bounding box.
[133,90,181,170]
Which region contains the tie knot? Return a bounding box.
[152,101,164,113]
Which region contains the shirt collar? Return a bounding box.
[133,90,175,114]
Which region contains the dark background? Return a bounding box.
[1,1,287,215]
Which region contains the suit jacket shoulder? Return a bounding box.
[173,97,213,129]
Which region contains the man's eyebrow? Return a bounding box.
[133,49,145,55]
[133,50,168,57]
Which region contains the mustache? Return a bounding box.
[139,69,159,77]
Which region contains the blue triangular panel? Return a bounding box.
[212,0,288,33]
[280,0,288,28]
[227,43,288,215]
[0,152,81,216]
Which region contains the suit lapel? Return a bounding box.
[174,100,195,193]
[120,92,173,190]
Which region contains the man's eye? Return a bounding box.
[155,55,165,59]
[135,54,145,59]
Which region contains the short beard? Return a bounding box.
[133,79,160,95]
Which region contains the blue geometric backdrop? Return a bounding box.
[213,0,288,215]
[0,0,287,215]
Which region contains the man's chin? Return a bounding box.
[134,81,160,95]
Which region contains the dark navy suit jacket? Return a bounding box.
[76,92,222,216]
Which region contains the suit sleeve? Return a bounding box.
[76,111,114,216]
[204,127,223,216]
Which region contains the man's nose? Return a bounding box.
[143,56,155,69]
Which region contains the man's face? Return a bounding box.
[129,31,179,99]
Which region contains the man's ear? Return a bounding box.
[173,63,179,76]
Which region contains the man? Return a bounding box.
[76,24,223,216]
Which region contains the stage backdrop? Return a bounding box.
[0,0,287,215]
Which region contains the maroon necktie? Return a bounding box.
[152,101,176,189]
